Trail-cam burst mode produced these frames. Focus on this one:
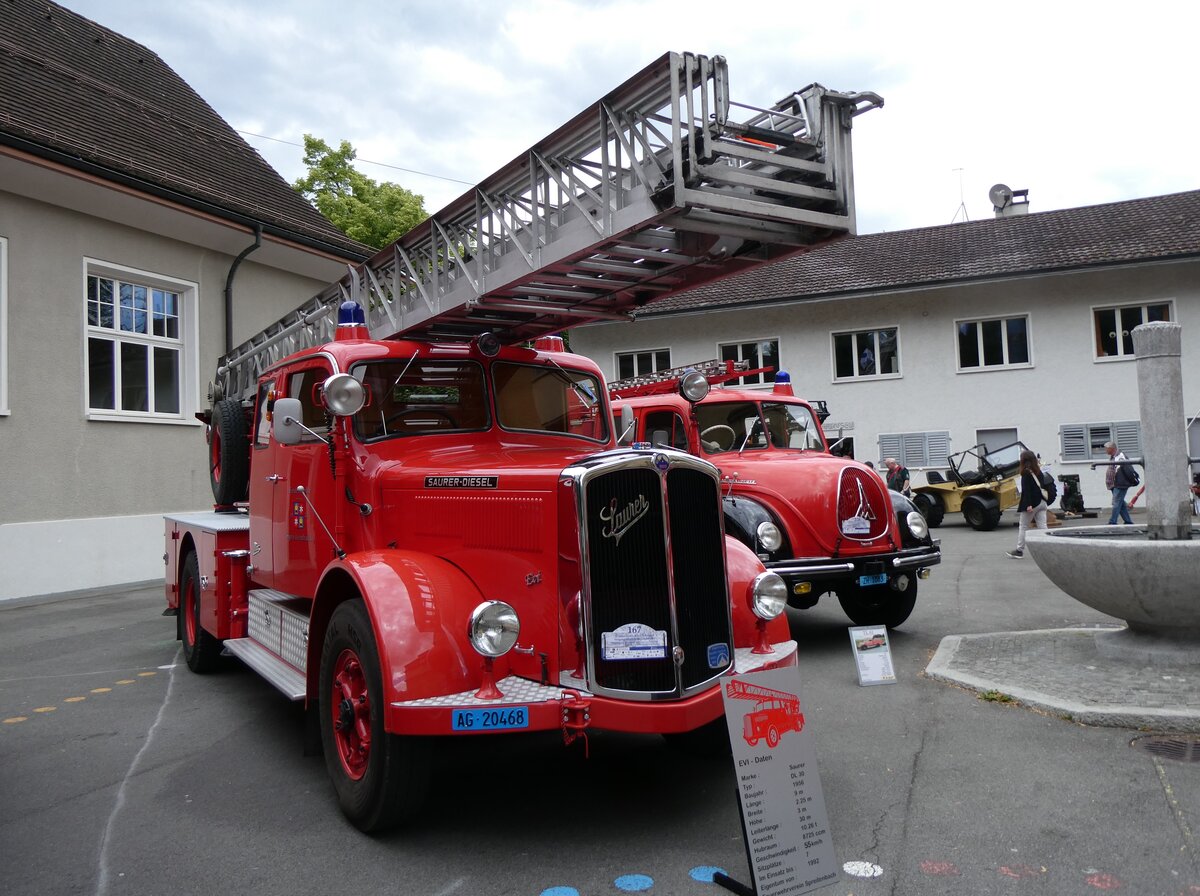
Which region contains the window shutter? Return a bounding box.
[1060,424,1088,462]
[926,431,951,467]
[1114,420,1142,456]
[878,433,903,464]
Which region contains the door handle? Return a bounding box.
[266,474,284,482]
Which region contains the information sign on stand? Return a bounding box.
[715,666,838,896]
[848,625,896,686]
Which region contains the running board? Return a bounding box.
[223,638,307,701]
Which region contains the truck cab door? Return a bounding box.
[272,363,335,598]
[248,379,278,588]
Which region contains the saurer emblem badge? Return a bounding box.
[600,494,649,546]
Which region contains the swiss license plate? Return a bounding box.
[451,706,529,731]
[858,573,888,587]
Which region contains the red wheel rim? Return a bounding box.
[331,649,371,780]
[183,576,197,646]
[209,431,222,485]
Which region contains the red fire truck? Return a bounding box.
[609,360,941,628]
[726,679,804,748]
[162,52,880,831]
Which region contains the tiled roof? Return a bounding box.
[0,0,370,260]
[637,189,1200,317]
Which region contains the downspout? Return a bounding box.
[224,225,262,355]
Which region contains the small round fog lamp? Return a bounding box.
[750,572,788,620]
[467,601,520,657]
[322,373,366,416]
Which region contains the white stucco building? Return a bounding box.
[0,2,371,599]
[571,190,1200,511]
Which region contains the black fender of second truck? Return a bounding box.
[722,494,792,562]
[307,550,490,716]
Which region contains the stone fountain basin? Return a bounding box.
[1026,525,1200,641]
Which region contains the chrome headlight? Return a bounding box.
[679,370,710,403]
[322,373,366,416]
[756,521,782,552]
[750,572,788,620]
[906,510,928,540]
[467,601,520,657]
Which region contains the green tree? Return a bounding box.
[294,135,427,249]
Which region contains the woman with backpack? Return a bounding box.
[1007,449,1051,559]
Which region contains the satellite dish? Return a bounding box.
[989,183,1014,209]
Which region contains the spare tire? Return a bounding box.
[209,398,249,505]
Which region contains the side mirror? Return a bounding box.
[619,405,635,444]
[272,398,304,445]
[650,429,669,448]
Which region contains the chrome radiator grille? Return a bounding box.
[575,453,733,699]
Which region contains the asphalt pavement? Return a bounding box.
[1,513,1198,896]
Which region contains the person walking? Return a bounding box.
[1007,449,1050,559]
[1104,441,1134,525]
[884,457,910,496]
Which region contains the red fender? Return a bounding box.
[724,535,791,646]
[309,550,502,715]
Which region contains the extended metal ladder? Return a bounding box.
[214,51,881,404]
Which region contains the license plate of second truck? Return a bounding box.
[858,573,887,587]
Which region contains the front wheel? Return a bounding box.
[180,551,223,673]
[320,600,430,833]
[837,572,918,628]
[962,496,1002,531]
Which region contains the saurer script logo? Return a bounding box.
[600,494,649,546]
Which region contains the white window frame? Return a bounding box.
[1060,420,1141,462]
[716,336,779,387]
[82,258,200,425]
[878,430,950,469]
[614,347,671,382]
[1091,300,1173,362]
[831,326,901,381]
[0,237,8,416]
[954,314,1033,372]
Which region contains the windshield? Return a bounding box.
[694,400,824,454]
[492,361,608,442]
[351,359,488,440]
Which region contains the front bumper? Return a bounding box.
[387,640,798,736]
[765,543,941,586]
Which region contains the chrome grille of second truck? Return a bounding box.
[583,462,733,698]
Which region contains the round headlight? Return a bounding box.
[467,601,520,657]
[750,572,788,620]
[906,510,928,540]
[679,370,710,403]
[322,373,366,416]
[756,520,783,553]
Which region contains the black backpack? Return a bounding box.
[1117,462,1140,487]
[1041,471,1058,504]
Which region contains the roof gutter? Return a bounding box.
[0,133,371,262]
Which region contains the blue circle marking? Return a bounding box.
[614,874,654,892]
[689,866,727,883]
[540,888,579,896]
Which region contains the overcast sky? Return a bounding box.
[60,0,1200,235]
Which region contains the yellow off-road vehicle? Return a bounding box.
[911,441,1026,531]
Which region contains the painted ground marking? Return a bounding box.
[920,860,960,876]
[689,866,727,883]
[614,874,654,892]
[843,861,884,878]
[1085,871,1123,889]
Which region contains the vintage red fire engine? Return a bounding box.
[609,360,941,628]
[160,51,881,831]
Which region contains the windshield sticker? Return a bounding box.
[424,476,498,489]
[602,623,667,660]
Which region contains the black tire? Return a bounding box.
[320,600,429,833]
[180,551,223,673]
[962,496,1001,531]
[836,572,918,629]
[913,493,945,528]
[209,398,249,506]
[663,716,732,759]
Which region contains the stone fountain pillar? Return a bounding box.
[1133,322,1192,540]
[1025,321,1199,665]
